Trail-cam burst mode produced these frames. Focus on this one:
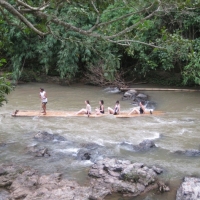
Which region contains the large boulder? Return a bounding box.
[176,177,200,200]
[89,158,168,197]
[122,89,137,100]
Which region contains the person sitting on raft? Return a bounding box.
[77,100,92,116]
[108,100,120,115]
[129,101,146,115]
[95,100,104,115]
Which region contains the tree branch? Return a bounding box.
[0,0,48,36]
[107,39,167,49]
[16,0,49,11]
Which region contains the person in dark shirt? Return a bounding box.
[95,100,104,115]
[129,101,145,115]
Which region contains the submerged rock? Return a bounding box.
[34,131,67,142]
[0,142,7,147]
[176,177,200,200]
[133,140,156,151]
[104,87,121,94]
[77,142,105,162]
[145,101,157,110]
[25,145,50,157]
[174,149,200,157]
[120,140,156,152]
[122,90,137,100]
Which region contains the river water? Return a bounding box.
[1,82,200,200]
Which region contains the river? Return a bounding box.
[0,82,200,200]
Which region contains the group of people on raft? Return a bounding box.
[76,99,148,116]
[40,87,148,116]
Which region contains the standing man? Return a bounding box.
[40,88,47,115]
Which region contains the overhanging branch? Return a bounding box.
[0,0,48,36]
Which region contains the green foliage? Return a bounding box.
[122,169,143,183]
[1,0,200,86]
[0,59,6,67]
[182,51,200,85]
[19,70,38,82]
[0,59,13,107]
[0,1,122,83]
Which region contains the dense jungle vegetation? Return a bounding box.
[0,0,200,103]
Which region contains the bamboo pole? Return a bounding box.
[120,88,200,92]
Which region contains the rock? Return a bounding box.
[25,145,50,157]
[0,158,168,200]
[122,90,137,100]
[104,87,120,93]
[77,149,91,160]
[120,140,156,152]
[152,166,163,174]
[77,143,105,162]
[88,158,166,197]
[176,177,200,200]
[0,167,7,176]
[0,142,7,147]
[137,93,148,99]
[119,142,134,151]
[145,101,157,110]
[174,149,200,157]
[133,140,156,152]
[0,164,92,200]
[0,189,10,200]
[34,131,67,142]
[158,181,170,192]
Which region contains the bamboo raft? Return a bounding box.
[11,110,164,118]
[115,111,164,118]
[11,110,106,118]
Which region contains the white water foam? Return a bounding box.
[144,132,160,140]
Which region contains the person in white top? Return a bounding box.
[77,100,92,117]
[108,100,120,115]
[39,88,47,115]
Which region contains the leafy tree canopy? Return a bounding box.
[1,0,200,86]
[1,0,198,47]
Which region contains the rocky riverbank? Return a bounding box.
[0,158,199,200]
[0,157,169,200]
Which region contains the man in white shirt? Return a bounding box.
[39,88,48,115]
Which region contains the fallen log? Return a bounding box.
[120,88,200,92]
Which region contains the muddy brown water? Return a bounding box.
[1,82,200,200]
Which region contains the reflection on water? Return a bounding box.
[1,83,200,200]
